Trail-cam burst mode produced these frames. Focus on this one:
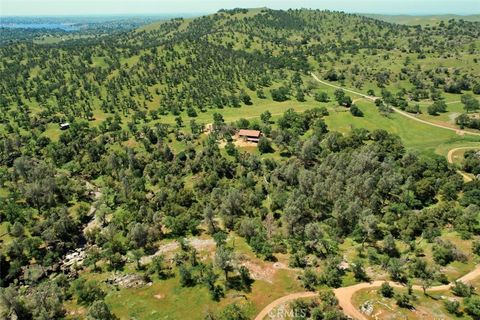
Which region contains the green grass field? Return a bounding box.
[362,14,480,25]
[324,100,480,157]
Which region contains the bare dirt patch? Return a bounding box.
[233,139,258,148]
[240,260,276,283]
[141,238,217,265]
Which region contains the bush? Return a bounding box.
[339,95,353,107]
[319,259,344,288]
[405,104,420,114]
[350,104,364,117]
[473,83,480,95]
[463,150,480,175]
[314,92,329,102]
[71,279,105,306]
[257,136,273,154]
[256,89,266,99]
[179,265,196,287]
[473,240,480,256]
[325,69,341,81]
[219,303,248,320]
[289,250,307,268]
[436,273,449,285]
[443,300,460,316]
[186,107,197,117]
[428,101,448,115]
[296,89,306,102]
[147,255,172,279]
[378,282,394,298]
[225,141,237,156]
[302,268,318,291]
[270,87,289,102]
[451,281,474,297]
[427,105,438,115]
[432,239,467,266]
[352,259,369,281]
[239,90,252,105]
[395,293,412,308]
[87,300,117,320]
[464,296,480,318]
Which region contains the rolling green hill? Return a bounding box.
[1,8,480,320]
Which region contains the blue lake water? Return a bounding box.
[0,23,79,31]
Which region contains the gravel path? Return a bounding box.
[254,263,480,320]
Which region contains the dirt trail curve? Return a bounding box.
[254,292,319,320]
[255,264,480,320]
[310,73,480,138]
[447,147,479,183]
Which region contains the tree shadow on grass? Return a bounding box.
[226,274,253,293]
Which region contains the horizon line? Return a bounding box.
[1,10,480,18]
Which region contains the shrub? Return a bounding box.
[186,107,197,117]
[219,303,248,320]
[350,104,364,117]
[319,259,344,288]
[289,250,307,268]
[444,300,460,315]
[257,136,273,154]
[395,293,412,308]
[451,281,474,297]
[314,92,329,102]
[432,239,467,266]
[464,296,480,318]
[225,141,237,156]
[179,265,196,287]
[71,279,105,306]
[270,87,289,102]
[473,240,480,256]
[352,259,369,281]
[378,282,394,298]
[436,273,449,285]
[302,268,318,291]
[87,300,117,320]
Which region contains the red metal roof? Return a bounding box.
[238,129,261,137]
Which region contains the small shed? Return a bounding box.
[60,122,70,130]
[238,129,261,143]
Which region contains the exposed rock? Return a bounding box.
[60,247,86,272]
[360,301,374,316]
[108,273,147,288]
[338,261,350,271]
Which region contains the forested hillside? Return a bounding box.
[1,8,480,320]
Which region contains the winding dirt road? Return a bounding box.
[254,292,319,320]
[310,73,480,137]
[255,264,480,320]
[447,147,479,182]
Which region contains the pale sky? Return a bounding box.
[1,0,479,16]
